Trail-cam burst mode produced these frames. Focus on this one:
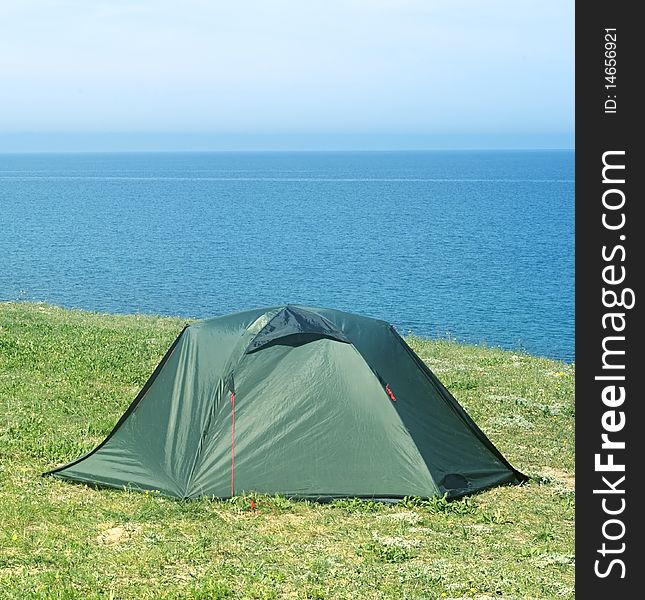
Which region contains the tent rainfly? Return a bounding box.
[46,305,527,500]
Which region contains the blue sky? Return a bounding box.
[0,1,574,151]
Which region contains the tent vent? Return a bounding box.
[441,474,470,490]
[246,306,349,353]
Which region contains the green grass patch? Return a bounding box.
[0,302,574,599]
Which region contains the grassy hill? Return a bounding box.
[0,302,574,599]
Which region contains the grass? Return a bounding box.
[0,302,574,599]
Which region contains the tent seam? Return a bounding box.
[345,342,440,497]
[182,309,280,497]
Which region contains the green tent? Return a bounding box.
[46,305,526,500]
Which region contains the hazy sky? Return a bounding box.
[0,1,574,150]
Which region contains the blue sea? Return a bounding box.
[0,150,574,361]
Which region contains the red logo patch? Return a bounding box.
[385,384,397,402]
